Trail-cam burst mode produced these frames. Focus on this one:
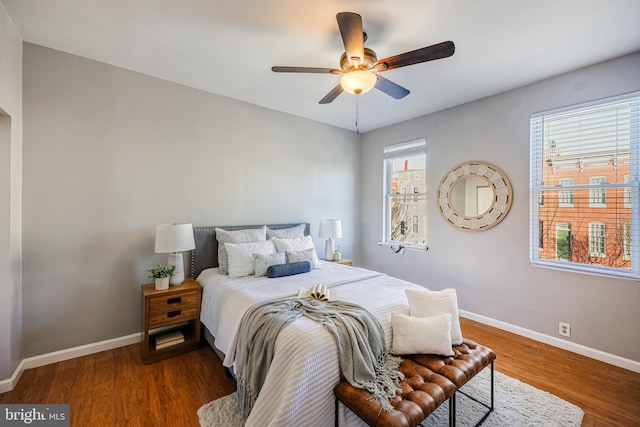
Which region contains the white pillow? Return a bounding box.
[254,252,286,277]
[286,248,319,269]
[391,313,454,356]
[225,240,276,278]
[271,236,319,268]
[266,224,306,239]
[215,227,267,274]
[405,288,463,345]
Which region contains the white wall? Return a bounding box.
[0,4,22,382]
[360,52,640,362]
[21,43,359,357]
[0,3,22,381]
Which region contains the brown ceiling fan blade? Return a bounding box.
[336,12,364,67]
[272,66,342,74]
[374,75,410,99]
[319,84,344,104]
[374,41,455,71]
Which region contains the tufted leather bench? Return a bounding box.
[334,339,496,427]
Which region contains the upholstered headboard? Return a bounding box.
[190,223,311,279]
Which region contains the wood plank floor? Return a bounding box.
[2,318,639,426]
[461,319,640,427]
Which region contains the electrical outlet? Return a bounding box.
[559,322,571,337]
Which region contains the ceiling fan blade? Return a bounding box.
[374,41,455,72]
[336,12,364,67]
[374,75,410,99]
[319,84,344,104]
[272,66,342,74]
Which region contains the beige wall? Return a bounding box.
[360,52,640,362]
[0,3,23,381]
[21,43,359,357]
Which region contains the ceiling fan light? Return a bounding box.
[340,70,377,95]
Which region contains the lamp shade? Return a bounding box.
[155,223,195,253]
[319,219,343,239]
[340,70,377,94]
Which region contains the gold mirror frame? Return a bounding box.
[437,161,513,231]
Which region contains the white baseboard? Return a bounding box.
[460,309,640,374]
[0,333,141,393]
[0,360,25,394]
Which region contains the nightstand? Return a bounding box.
[332,259,353,266]
[141,278,202,363]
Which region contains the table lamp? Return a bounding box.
[319,219,342,261]
[155,223,196,285]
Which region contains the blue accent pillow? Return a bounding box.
[267,261,311,278]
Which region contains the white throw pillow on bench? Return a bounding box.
[405,288,463,346]
[391,313,454,356]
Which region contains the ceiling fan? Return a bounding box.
[272,12,455,104]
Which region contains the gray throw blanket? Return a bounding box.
[235,298,404,417]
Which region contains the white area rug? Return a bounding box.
[198,368,584,427]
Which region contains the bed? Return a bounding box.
[190,223,447,427]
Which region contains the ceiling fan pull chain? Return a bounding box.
[355,93,360,135]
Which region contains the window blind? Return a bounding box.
[530,91,640,279]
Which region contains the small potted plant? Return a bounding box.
[147,264,176,291]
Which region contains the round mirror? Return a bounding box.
[437,161,513,231]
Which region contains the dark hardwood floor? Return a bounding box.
[461,319,640,427]
[0,343,236,426]
[1,318,639,426]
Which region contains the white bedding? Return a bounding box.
[197,261,427,427]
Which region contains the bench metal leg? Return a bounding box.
[448,393,456,427]
[490,361,494,411]
[448,360,494,427]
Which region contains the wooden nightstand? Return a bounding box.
[332,259,353,266]
[141,278,202,363]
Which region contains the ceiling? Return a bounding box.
[3,0,640,133]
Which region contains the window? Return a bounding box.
[383,139,427,248]
[589,177,607,207]
[556,223,572,261]
[625,222,632,260]
[530,92,639,279]
[559,178,574,207]
[625,175,632,208]
[588,223,606,257]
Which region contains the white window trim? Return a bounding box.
[382,138,428,250]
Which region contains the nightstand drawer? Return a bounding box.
[149,290,199,312]
[148,306,199,328]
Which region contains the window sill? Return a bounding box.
[530,259,640,281]
[378,241,429,252]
